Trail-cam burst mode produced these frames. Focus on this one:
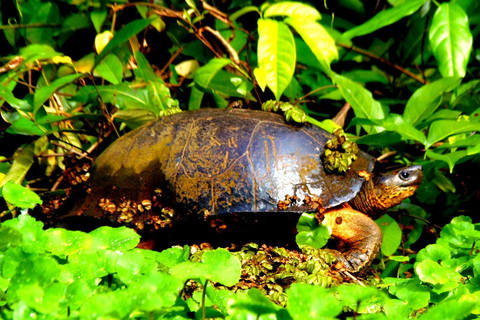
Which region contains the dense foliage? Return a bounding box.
[0,0,479,318]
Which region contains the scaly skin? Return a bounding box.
[321,206,383,272]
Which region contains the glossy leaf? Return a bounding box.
[296,213,330,249]
[193,58,232,89]
[428,3,473,78]
[257,19,295,100]
[425,149,469,173]
[287,284,342,319]
[403,77,461,125]
[170,248,241,286]
[264,2,321,20]
[89,226,141,251]
[376,214,402,256]
[426,120,480,147]
[341,0,426,40]
[333,74,385,123]
[1,181,42,209]
[94,54,123,84]
[0,89,31,111]
[381,113,427,145]
[90,9,107,33]
[285,17,337,74]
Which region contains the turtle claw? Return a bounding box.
[328,249,371,273]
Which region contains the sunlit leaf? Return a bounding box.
[1,181,42,209]
[1,144,34,187]
[94,54,123,84]
[257,19,295,100]
[333,74,385,126]
[403,77,461,126]
[90,9,108,33]
[428,3,473,78]
[284,17,337,74]
[194,58,232,89]
[296,213,330,249]
[264,2,321,20]
[287,284,342,319]
[426,149,469,173]
[341,0,426,40]
[376,214,401,256]
[426,120,480,147]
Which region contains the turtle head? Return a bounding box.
[351,165,423,216]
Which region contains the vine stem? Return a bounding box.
[202,280,208,320]
[337,42,427,85]
[0,23,60,30]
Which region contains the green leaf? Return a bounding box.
[1,181,42,209]
[188,85,205,111]
[94,54,123,84]
[257,19,296,100]
[33,73,85,115]
[193,58,232,89]
[426,120,480,147]
[95,18,153,67]
[0,88,32,111]
[91,9,107,33]
[384,277,430,310]
[264,2,321,20]
[416,243,451,263]
[426,149,469,173]
[112,109,157,129]
[418,300,476,320]
[403,77,461,125]
[41,228,93,256]
[170,248,241,286]
[382,113,427,145]
[376,214,401,256]
[341,0,426,40]
[428,3,473,78]
[295,213,330,249]
[89,226,141,251]
[415,259,461,285]
[333,74,385,127]
[284,17,337,74]
[287,283,343,319]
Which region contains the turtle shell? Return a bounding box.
[73,108,374,226]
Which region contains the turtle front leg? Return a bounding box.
[321,207,383,272]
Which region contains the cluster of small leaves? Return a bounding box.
[261,100,307,123]
[322,129,360,173]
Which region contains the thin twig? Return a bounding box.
[337,42,427,84]
[0,23,61,30]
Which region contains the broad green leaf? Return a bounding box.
[287,284,343,319]
[415,259,461,285]
[4,111,46,136]
[264,2,321,20]
[418,300,476,320]
[403,77,461,125]
[40,228,93,256]
[376,214,401,256]
[33,73,85,115]
[0,89,31,111]
[384,278,430,310]
[382,113,427,145]
[416,243,451,263]
[333,74,385,125]
[91,9,108,33]
[89,226,141,251]
[341,0,426,40]
[296,213,330,249]
[336,284,387,313]
[426,149,469,173]
[24,2,59,47]
[1,181,42,209]
[257,19,295,100]
[170,248,241,286]
[95,18,153,67]
[193,58,232,89]
[284,17,337,74]
[188,85,205,111]
[94,54,123,84]
[426,120,480,147]
[429,3,473,78]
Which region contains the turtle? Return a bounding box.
[69,108,423,272]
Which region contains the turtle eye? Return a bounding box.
[398,170,411,181]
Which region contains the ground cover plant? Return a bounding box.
[0,0,479,319]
